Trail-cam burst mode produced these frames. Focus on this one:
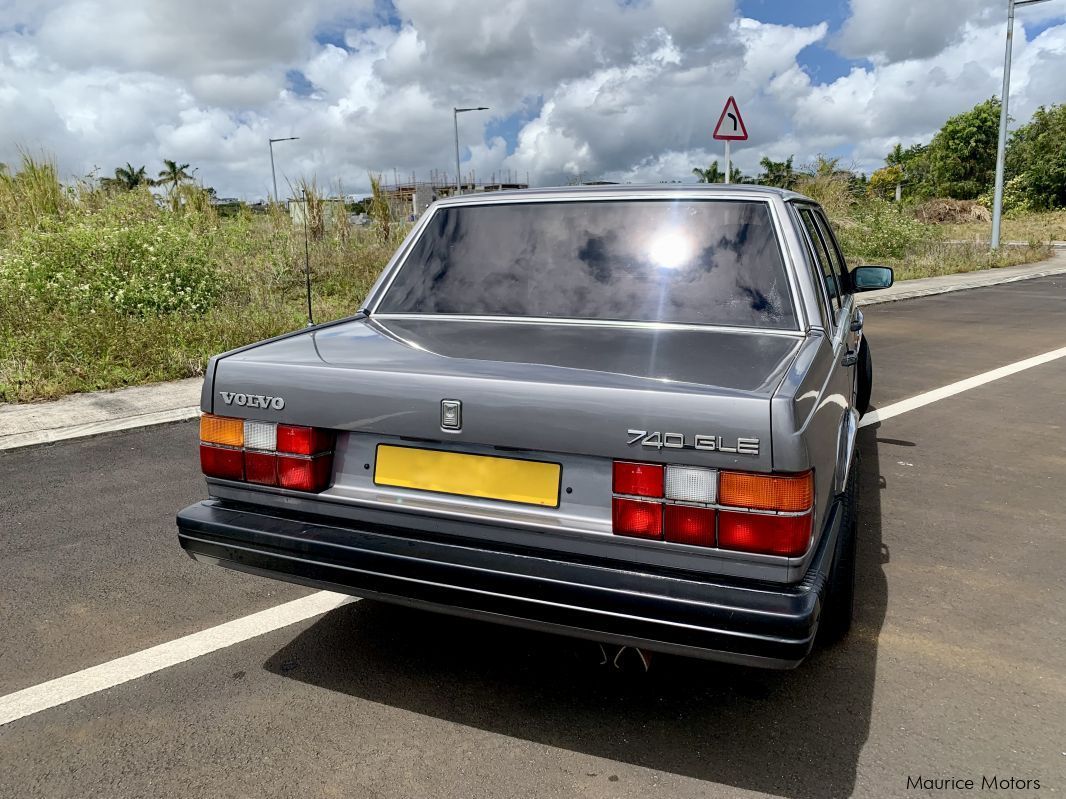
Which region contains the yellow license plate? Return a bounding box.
[374,445,561,507]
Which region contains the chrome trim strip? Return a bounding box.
[613,494,814,518]
[369,314,805,338]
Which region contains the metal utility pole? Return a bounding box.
[269,137,299,204]
[991,0,1050,250]
[453,107,489,195]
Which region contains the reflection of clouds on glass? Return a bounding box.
[379,200,796,329]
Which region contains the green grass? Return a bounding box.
[0,155,1057,403]
[0,161,405,402]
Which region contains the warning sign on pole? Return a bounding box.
[713,96,748,141]
[713,96,747,184]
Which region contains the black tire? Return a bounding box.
[819,450,859,643]
[855,337,873,416]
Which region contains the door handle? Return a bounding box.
[850,310,864,332]
[842,349,858,367]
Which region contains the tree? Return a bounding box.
[868,165,904,199]
[692,162,724,183]
[757,156,797,189]
[157,159,192,192]
[927,98,1001,199]
[101,163,150,191]
[156,159,193,210]
[1005,103,1066,210]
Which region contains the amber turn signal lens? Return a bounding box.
[719,470,813,512]
[200,414,244,448]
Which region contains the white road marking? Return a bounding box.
[860,345,1066,428]
[0,592,355,727]
[3,345,1066,728]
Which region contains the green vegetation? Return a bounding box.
[866,99,1066,212]
[0,155,404,402]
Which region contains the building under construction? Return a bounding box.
[381,169,529,218]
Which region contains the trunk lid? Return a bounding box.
[209,317,801,471]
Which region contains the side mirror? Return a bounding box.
[851,265,894,292]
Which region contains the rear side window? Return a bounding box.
[376,200,797,329]
[812,210,850,298]
[797,207,841,313]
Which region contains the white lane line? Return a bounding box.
[3,345,1066,728]
[0,591,355,727]
[860,345,1066,428]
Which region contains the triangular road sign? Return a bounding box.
[713,96,748,141]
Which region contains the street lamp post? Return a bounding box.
[269,137,299,205]
[453,107,489,195]
[991,0,1050,250]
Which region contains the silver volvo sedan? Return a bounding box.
[177,184,893,668]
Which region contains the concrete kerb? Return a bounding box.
[2,255,1065,452]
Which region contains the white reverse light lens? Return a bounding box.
[665,466,717,503]
[243,420,277,451]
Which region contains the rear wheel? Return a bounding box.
[855,337,873,416]
[819,451,859,643]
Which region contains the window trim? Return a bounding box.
[367,197,804,333]
[791,204,837,330]
[811,208,851,299]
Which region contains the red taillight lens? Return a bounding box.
[718,510,812,557]
[663,505,716,547]
[277,425,334,455]
[244,451,278,485]
[612,497,663,539]
[200,444,243,481]
[278,455,332,492]
[612,461,664,498]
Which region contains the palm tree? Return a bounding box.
[102,163,150,191]
[157,159,192,192]
[156,159,193,210]
[692,162,725,183]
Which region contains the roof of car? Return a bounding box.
[435,182,814,206]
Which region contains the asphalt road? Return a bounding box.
[2,276,1065,798]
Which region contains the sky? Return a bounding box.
[1,0,1065,200]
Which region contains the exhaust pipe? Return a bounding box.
[597,643,654,672]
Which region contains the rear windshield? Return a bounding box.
[376,199,796,329]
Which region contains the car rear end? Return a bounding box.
[178,187,842,668]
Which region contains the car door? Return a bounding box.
[794,204,859,492]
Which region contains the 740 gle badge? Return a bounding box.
[627,429,760,455]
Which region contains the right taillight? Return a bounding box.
[611,461,814,556]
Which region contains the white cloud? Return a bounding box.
[0,0,1064,198]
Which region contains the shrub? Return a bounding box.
[0,210,223,316]
[833,198,940,260]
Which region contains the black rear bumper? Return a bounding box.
[177,500,840,668]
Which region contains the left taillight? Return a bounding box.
[199,413,335,493]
